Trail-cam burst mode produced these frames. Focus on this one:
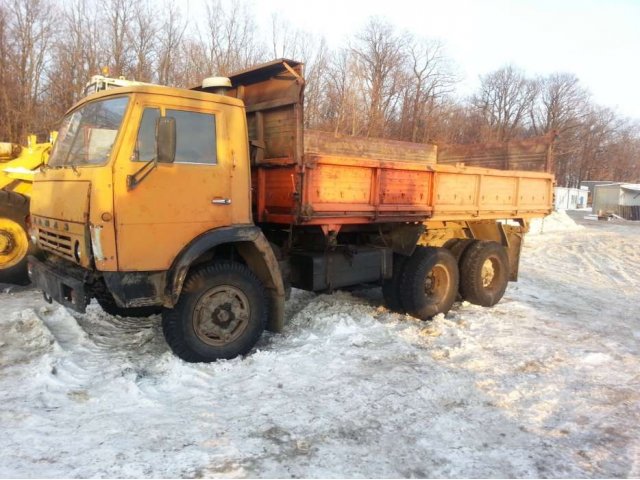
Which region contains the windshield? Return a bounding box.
[48,96,129,167]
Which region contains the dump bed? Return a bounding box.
[210,59,553,228]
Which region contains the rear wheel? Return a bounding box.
[382,253,409,313]
[443,237,474,263]
[162,261,267,362]
[459,241,509,307]
[0,191,36,285]
[400,247,459,320]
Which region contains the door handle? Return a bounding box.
[212,198,232,205]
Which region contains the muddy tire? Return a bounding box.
[443,238,475,263]
[162,261,267,363]
[94,283,162,318]
[0,191,37,285]
[459,241,509,307]
[400,247,459,320]
[382,253,409,313]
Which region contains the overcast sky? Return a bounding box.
[248,0,640,119]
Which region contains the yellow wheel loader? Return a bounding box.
[0,134,54,284]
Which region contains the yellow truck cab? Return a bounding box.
[29,78,285,362]
[29,59,553,363]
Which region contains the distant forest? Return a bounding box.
[1,0,638,186]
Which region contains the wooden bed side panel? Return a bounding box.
[246,106,297,160]
[430,165,553,220]
[304,129,437,164]
[253,159,552,225]
[300,157,434,217]
[306,163,374,206]
[379,168,432,206]
[436,133,556,173]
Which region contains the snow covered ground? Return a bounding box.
[1,211,639,478]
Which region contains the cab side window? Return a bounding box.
[133,107,160,162]
[167,109,217,165]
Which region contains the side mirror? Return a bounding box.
[157,117,176,163]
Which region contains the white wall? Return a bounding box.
[554,187,588,210]
[620,188,640,206]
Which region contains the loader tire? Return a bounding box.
[400,247,459,320]
[382,253,409,313]
[0,190,37,285]
[162,261,267,363]
[459,241,509,307]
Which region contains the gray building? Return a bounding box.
[593,183,640,220]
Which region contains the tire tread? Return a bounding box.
[400,247,459,320]
[162,261,267,363]
[459,241,509,307]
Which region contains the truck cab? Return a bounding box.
[29,81,285,362]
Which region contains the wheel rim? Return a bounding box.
[481,257,498,288]
[0,218,29,269]
[424,264,451,300]
[193,285,251,347]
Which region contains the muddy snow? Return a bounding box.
[1,211,639,478]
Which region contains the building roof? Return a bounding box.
[621,184,640,193]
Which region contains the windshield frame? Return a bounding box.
[48,94,131,168]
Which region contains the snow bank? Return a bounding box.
[527,210,583,235]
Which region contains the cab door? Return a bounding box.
[113,96,233,271]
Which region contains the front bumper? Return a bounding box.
[28,255,89,313]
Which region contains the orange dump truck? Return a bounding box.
[28,59,553,362]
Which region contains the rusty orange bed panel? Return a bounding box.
[232,60,553,228]
[253,158,553,226]
[253,156,435,225]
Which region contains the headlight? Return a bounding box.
[26,216,38,244]
[74,240,81,262]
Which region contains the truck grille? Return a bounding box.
[38,228,75,261]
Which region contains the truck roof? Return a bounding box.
[66,83,244,116]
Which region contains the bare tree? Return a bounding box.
[472,65,538,141]
[572,106,618,186]
[528,73,590,186]
[156,1,187,85]
[606,122,640,182]
[350,18,407,137]
[128,0,157,82]
[200,0,264,76]
[103,0,133,76]
[399,37,456,142]
[0,2,12,140]
[2,0,57,140]
[530,73,588,135]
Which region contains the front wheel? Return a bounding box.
[162,261,268,363]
